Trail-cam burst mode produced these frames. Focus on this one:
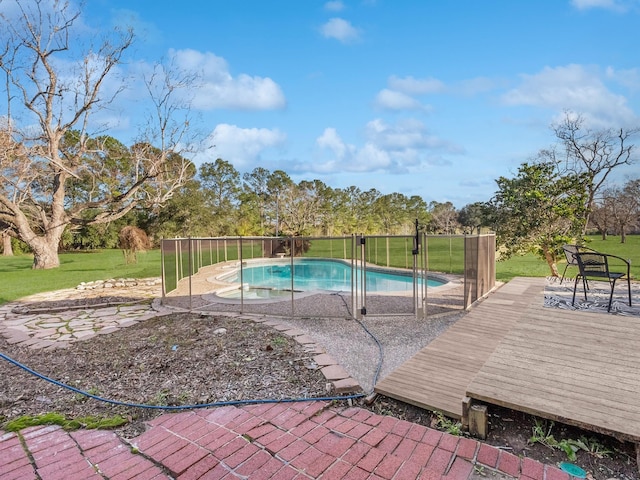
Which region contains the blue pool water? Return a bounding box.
[222,258,444,293]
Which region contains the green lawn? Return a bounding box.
[0,249,161,305]
[496,235,640,282]
[1,235,637,306]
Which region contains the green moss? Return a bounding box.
[5,412,67,432]
[3,413,128,432]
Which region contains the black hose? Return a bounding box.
[0,351,365,410]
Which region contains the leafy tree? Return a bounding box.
[147,177,212,239]
[266,170,293,236]
[458,202,490,234]
[0,1,194,268]
[373,193,427,235]
[427,201,459,234]
[199,159,241,235]
[328,186,361,235]
[242,167,272,235]
[406,195,431,234]
[490,161,588,277]
[312,184,343,236]
[355,188,382,234]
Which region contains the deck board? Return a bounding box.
[375,276,640,443]
[375,277,545,418]
[466,296,640,442]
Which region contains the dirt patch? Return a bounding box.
[368,396,638,480]
[0,313,329,438]
[0,309,637,480]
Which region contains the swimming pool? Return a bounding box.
[217,258,444,298]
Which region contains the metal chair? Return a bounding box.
[560,244,596,284]
[572,251,632,312]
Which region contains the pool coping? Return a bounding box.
[183,257,459,305]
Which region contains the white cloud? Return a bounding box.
[374,89,430,111]
[320,18,361,43]
[456,77,499,96]
[502,64,637,127]
[208,124,287,169]
[606,66,640,91]
[315,128,386,172]
[324,1,345,11]
[313,119,462,174]
[354,143,393,170]
[316,127,352,159]
[388,75,446,95]
[365,118,462,153]
[571,0,631,11]
[170,49,286,110]
[375,75,498,112]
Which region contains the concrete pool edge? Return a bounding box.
[176,258,461,304]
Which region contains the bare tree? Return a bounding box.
[611,179,640,243]
[278,181,323,236]
[1,228,13,256]
[0,1,194,268]
[553,112,639,231]
[589,195,615,240]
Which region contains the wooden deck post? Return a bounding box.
[462,397,488,439]
[461,396,471,430]
[468,402,488,440]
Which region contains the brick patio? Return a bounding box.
[0,401,576,479]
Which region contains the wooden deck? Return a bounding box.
[375,276,640,443]
[466,286,640,443]
[375,277,546,419]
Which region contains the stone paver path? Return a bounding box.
[0,401,575,480]
[0,281,168,350]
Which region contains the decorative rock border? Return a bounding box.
[249,315,363,395]
[76,277,162,290]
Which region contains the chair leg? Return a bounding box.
[582,276,588,301]
[560,265,569,284]
[608,279,618,312]
[572,276,580,306]
[627,277,632,307]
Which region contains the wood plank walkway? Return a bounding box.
[375,276,640,443]
[375,277,546,419]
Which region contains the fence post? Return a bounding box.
[188,237,192,311]
[161,239,166,300]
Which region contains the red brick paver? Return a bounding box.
[0,403,572,480]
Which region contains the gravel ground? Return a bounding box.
[164,282,466,393]
[245,309,464,393]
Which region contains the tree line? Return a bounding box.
[1,1,638,276]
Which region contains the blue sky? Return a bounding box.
[15,1,640,207]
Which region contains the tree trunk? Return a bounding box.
[31,240,61,269]
[621,229,627,244]
[543,248,560,277]
[601,230,607,240]
[2,234,13,256]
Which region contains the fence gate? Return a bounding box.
[354,233,428,320]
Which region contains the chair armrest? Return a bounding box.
[605,254,631,275]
